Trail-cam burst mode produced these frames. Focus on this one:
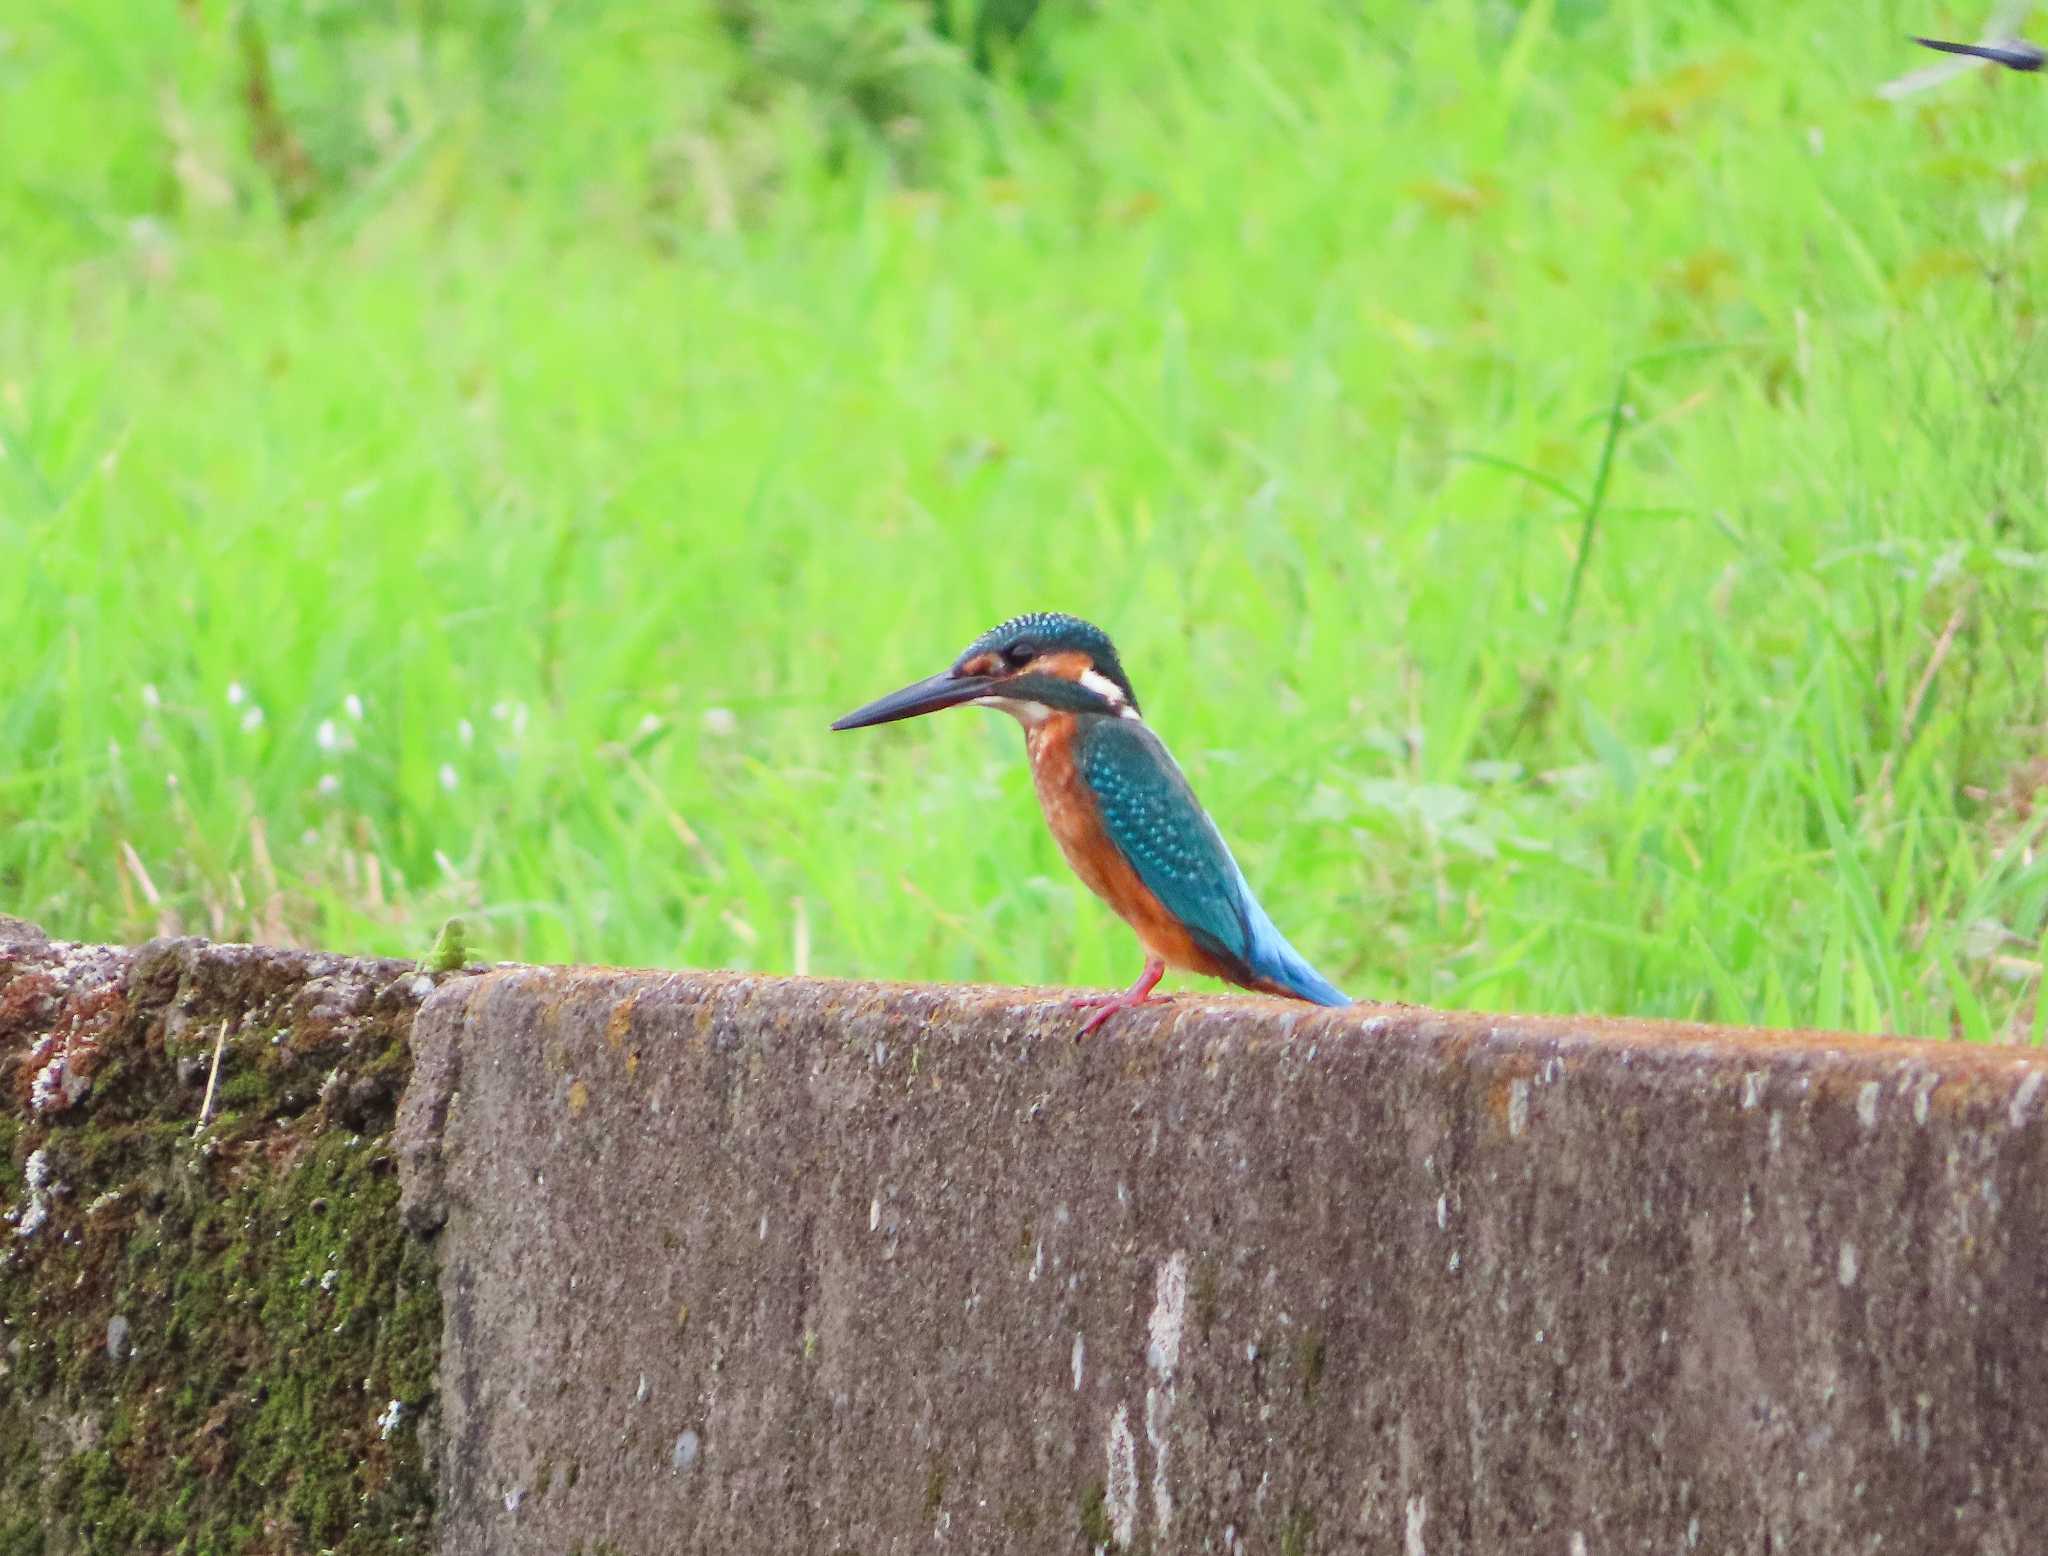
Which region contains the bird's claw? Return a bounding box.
[1064,959,1171,1040]
[1066,990,1170,1038]
[1064,991,1172,1011]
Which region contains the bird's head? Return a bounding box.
[831,612,1140,731]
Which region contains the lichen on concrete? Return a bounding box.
[0,924,463,1555]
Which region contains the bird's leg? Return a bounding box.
[1067,957,1169,1038]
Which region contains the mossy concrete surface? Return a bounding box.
[402,968,2048,1556]
[0,919,459,1555]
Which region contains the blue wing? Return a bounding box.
[1076,717,1349,1006]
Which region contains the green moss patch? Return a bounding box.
[1,937,450,1555]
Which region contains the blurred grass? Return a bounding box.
[2,0,2045,1038]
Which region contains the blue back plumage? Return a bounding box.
[1076,717,1350,1006]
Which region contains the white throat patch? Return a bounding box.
[975,695,1050,727]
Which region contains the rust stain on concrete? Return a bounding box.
[604,991,638,1053]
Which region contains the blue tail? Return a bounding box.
[1235,884,1351,1006]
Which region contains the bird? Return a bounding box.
[831,612,1351,1036]
[1912,33,2046,69]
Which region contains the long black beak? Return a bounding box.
[831,670,996,731]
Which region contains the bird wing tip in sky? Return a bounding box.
[1878,1,2037,97]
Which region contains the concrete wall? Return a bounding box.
[400,966,2048,1556]
[8,920,2048,1554]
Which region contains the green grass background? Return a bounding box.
[3,0,2045,1038]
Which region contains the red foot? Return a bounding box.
[1066,959,1168,1039]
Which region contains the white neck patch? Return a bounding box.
[976,669,1139,725]
[1078,668,1140,718]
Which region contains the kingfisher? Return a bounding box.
[831,612,1351,1035]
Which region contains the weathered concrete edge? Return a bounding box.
[397,968,2048,1240]
[412,963,2048,1067]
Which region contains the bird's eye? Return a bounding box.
[1003,640,1038,667]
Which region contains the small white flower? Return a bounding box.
[141,683,161,710]
[241,706,265,733]
[226,681,245,706]
[458,718,474,747]
[439,763,459,792]
[317,718,341,752]
[636,712,663,737]
[343,693,364,722]
[23,1149,50,1192]
[317,773,341,796]
[702,707,737,737]
[376,1399,406,1439]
